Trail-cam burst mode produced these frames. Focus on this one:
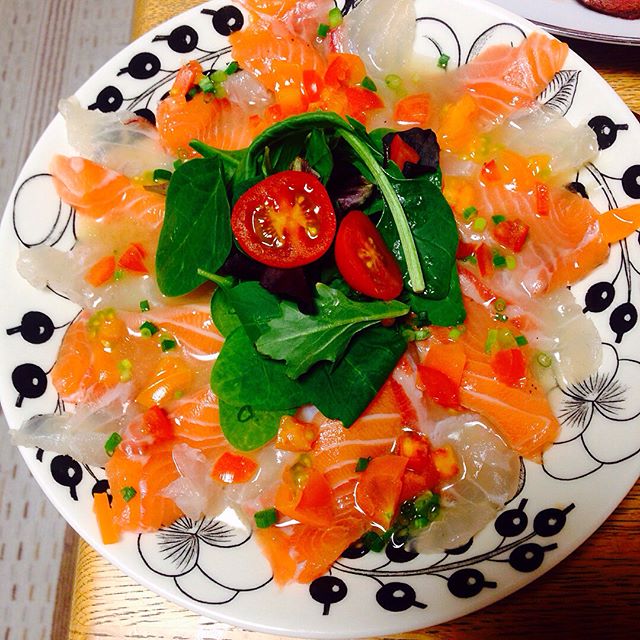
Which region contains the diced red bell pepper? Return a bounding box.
[324,53,366,88]
[345,86,384,123]
[481,159,501,182]
[393,93,431,127]
[389,134,420,173]
[535,181,550,216]
[475,243,494,277]
[456,241,478,260]
[492,219,529,253]
[211,452,258,484]
[84,255,116,287]
[302,69,323,103]
[140,405,174,442]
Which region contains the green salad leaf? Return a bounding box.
[155,157,231,296]
[256,283,409,378]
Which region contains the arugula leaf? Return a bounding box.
[218,399,294,451]
[211,327,308,411]
[305,130,334,183]
[407,265,466,326]
[155,157,231,296]
[378,173,458,300]
[299,325,407,426]
[256,284,409,378]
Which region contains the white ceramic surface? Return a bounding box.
[492,0,640,45]
[1,1,639,636]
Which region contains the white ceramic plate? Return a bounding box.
[492,0,640,45]
[1,0,639,636]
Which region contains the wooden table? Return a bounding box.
[65,2,640,638]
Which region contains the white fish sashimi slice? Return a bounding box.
[409,415,520,554]
[60,97,173,177]
[11,386,137,467]
[17,246,166,311]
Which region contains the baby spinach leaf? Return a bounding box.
[305,130,334,183]
[407,265,466,326]
[156,157,231,296]
[299,326,407,426]
[210,287,242,337]
[189,140,246,184]
[377,174,458,300]
[218,399,294,451]
[256,284,409,378]
[211,327,307,411]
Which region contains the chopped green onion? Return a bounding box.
[384,74,403,90]
[448,328,462,341]
[462,206,477,220]
[355,457,371,472]
[213,84,227,98]
[120,486,137,502]
[104,432,122,457]
[327,7,343,28]
[360,76,377,92]
[174,390,184,399]
[515,335,528,347]
[437,53,450,70]
[161,338,177,352]
[414,328,430,341]
[485,328,498,353]
[317,23,330,38]
[506,255,517,270]
[461,254,477,264]
[537,352,553,368]
[113,269,124,281]
[139,321,158,337]
[494,298,507,312]
[492,253,507,268]
[198,75,216,93]
[492,214,506,224]
[117,359,133,382]
[186,87,199,99]
[212,69,227,84]
[473,217,487,232]
[362,531,385,552]
[494,313,508,322]
[139,299,150,312]
[254,507,277,528]
[153,169,172,182]
[225,61,239,75]
[497,328,516,348]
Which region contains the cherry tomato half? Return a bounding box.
[334,210,404,300]
[231,170,336,268]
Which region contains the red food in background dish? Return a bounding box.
[578,0,640,19]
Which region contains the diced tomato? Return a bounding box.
[389,134,420,174]
[133,405,174,443]
[118,243,148,274]
[393,93,431,128]
[211,452,258,484]
[355,454,408,529]
[418,365,460,408]
[492,219,529,253]
[231,171,336,268]
[475,243,494,277]
[345,86,384,124]
[491,348,527,387]
[334,210,403,300]
[84,255,116,287]
[456,241,478,260]
[432,445,459,480]
[302,69,323,103]
[396,432,439,486]
[276,416,319,452]
[535,181,550,216]
[324,53,366,88]
[275,461,335,527]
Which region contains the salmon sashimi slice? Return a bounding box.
[107,387,236,531]
[418,298,559,459]
[256,379,413,584]
[50,155,165,228]
[229,20,326,92]
[458,32,568,129]
[51,305,223,406]
[454,179,608,302]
